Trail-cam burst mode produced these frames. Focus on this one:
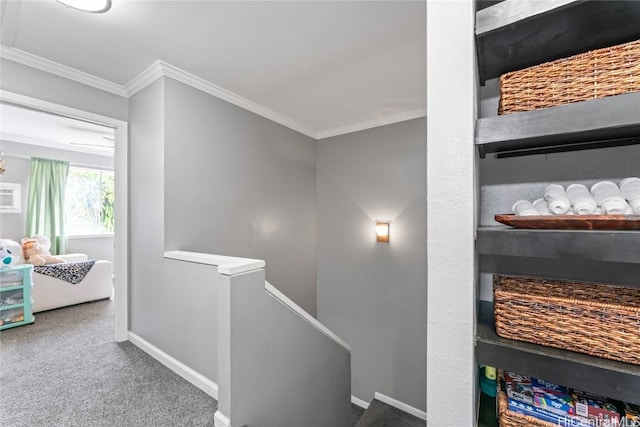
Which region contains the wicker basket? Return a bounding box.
[498,39,640,114]
[493,275,640,365]
[497,371,556,427]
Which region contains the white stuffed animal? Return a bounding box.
[0,239,23,268]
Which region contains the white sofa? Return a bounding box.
[31,253,113,313]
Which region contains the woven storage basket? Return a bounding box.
[496,371,556,427]
[498,39,640,114]
[494,275,640,365]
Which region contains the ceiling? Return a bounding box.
[0,102,115,156]
[0,0,426,138]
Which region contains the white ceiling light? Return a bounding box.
[55,0,112,13]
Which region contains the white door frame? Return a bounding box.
[0,90,129,342]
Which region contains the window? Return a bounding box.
[0,183,21,213]
[64,167,114,235]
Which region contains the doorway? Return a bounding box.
[0,90,128,342]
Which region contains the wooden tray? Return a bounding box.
[495,214,640,230]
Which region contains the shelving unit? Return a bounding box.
[477,227,640,264]
[0,264,35,330]
[476,0,640,84]
[477,302,640,406]
[475,92,640,158]
[473,1,640,425]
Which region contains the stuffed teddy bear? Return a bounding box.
[0,239,24,267]
[21,235,65,266]
[0,245,17,268]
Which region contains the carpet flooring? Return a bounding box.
[355,400,426,427]
[0,300,217,427]
[1,299,418,427]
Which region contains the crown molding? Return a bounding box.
[316,107,427,140]
[1,45,425,140]
[123,60,164,97]
[148,61,317,139]
[0,45,127,97]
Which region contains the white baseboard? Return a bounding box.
[351,395,370,409]
[374,392,426,421]
[214,411,231,427]
[128,332,218,399]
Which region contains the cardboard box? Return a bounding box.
[624,402,640,423]
[504,371,534,404]
[571,389,621,424]
[508,398,562,425]
[532,377,576,416]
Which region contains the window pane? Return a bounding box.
[101,172,115,232]
[65,168,102,235]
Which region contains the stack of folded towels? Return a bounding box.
[512,177,640,216]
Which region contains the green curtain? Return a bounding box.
[26,157,70,255]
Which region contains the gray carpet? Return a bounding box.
[0,300,217,427]
[352,402,366,426]
[355,399,426,427]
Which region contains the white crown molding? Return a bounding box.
[374,392,426,421]
[151,61,317,139]
[316,107,427,140]
[1,46,425,140]
[123,60,164,97]
[0,45,127,97]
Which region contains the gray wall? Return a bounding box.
[219,268,350,427]
[129,78,219,383]
[163,77,318,316]
[316,118,427,411]
[0,58,128,122]
[0,143,115,263]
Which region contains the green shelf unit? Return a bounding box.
[0,264,35,330]
[0,303,26,311]
[0,284,27,292]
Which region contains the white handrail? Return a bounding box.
[164,250,265,275]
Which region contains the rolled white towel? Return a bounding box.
[532,198,552,215]
[566,184,597,215]
[512,199,539,216]
[594,206,604,215]
[590,180,628,214]
[624,202,633,214]
[544,184,571,215]
[620,177,640,214]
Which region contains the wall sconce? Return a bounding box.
[376,221,390,243]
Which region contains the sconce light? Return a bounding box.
[376,221,390,243]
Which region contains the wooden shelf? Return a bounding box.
[475,92,640,158]
[477,301,640,405]
[476,0,640,83]
[476,226,640,264]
